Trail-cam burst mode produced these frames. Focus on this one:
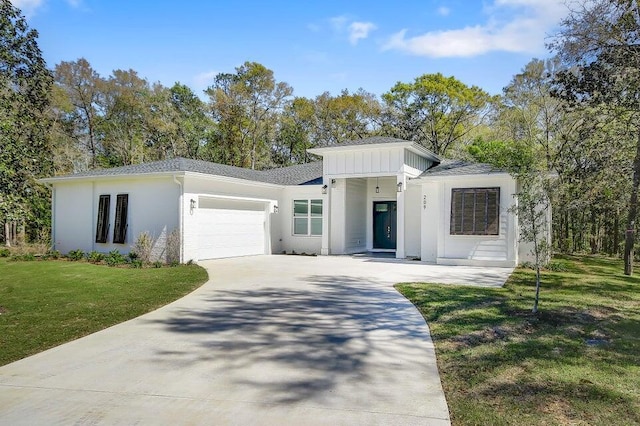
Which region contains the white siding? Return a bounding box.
[323,147,405,177]
[344,178,367,253]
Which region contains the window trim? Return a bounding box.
[112,194,129,244]
[293,199,323,236]
[450,187,500,236]
[95,194,110,243]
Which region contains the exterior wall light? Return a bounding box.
[273,205,279,213]
[397,182,403,193]
[189,198,196,215]
[322,184,328,194]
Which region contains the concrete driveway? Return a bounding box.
[0,255,511,425]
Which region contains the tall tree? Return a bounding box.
[313,89,381,146]
[53,58,105,169]
[550,0,640,274]
[100,69,151,166]
[0,0,53,245]
[382,73,495,156]
[206,62,292,169]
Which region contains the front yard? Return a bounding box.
[0,259,208,366]
[397,255,640,425]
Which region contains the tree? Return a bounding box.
[0,0,53,245]
[550,0,640,274]
[206,62,292,169]
[312,89,381,147]
[53,58,105,169]
[511,172,552,313]
[381,73,495,156]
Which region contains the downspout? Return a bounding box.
[173,175,184,263]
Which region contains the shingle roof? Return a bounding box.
[420,159,504,177]
[261,161,324,185]
[46,158,323,186]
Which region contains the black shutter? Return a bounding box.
[450,190,463,234]
[95,195,110,243]
[487,189,499,235]
[113,194,128,244]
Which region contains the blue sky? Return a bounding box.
[14,0,569,99]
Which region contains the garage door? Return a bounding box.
[197,198,266,260]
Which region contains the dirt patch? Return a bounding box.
[0,306,6,315]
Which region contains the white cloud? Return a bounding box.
[330,15,348,31]
[66,0,82,7]
[10,0,44,16]
[348,21,377,45]
[193,70,218,88]
[383,0,568,58]
[437,6,450,17]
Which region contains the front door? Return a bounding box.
[373,201,397,249]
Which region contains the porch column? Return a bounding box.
[396,174,406,259]
[321,180,331,255]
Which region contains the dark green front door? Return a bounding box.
[373,201,397,249]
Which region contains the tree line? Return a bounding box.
[2,0,639,273]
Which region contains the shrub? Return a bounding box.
[67,249,84,261]
[105,249,127,267]
[131,232,153,264]
[42,249,60,260]
[166,229,181,264]
[547,259,569,272]
[152,261,163,268]
[9,253,36,261]
[86,251,105,264]
[130,259,143,269]
[0,248,10,257]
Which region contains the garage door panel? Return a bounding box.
[197,200,266,260]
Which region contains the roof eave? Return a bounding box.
[38,171,185,184]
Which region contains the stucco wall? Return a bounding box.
[404,182,421,258]
[52,177,179,259]
[280,185,323,255]
[421,174,518,267]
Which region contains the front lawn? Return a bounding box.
[397,255,640,425]
[0,259,208,366]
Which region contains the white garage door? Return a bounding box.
[197,198,266,260]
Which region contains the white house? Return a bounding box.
[40,136,537,267]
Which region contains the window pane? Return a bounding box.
[451,188,500,235]
[294,200,308,216]
[95,195,110,243]
[113,194,128,244]
[294,218,308,235]
[310,218,322,235]
[310,199,322,216]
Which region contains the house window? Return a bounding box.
[95,195,110,243]
[293,199,322,236]
[113,194,129,244]
[450,188,500,235]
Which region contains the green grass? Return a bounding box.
[0,259,208,366]
[396,255,640,426]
